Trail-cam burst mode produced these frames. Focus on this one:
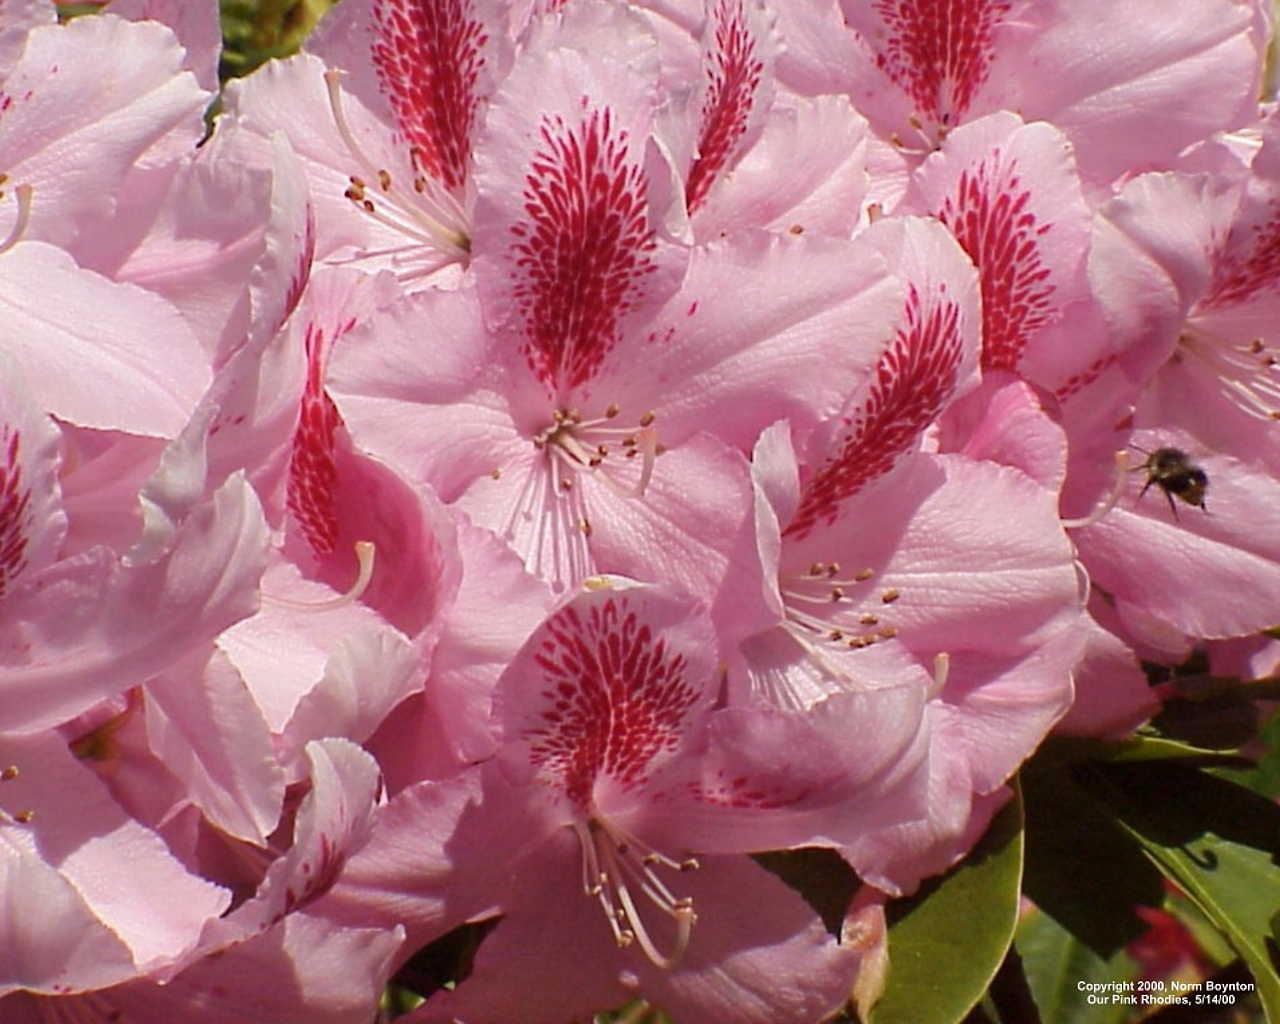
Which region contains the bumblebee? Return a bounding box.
[1134,446,1208,517]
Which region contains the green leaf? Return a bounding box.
[869,787,1024,1024]
[1021,753,1165,958]
[1046,733,1244,765]
[1079,761,1280,1021]
[1016,905,1139,1024]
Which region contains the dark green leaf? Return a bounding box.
[1022,753,1164,957]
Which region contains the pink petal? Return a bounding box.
[684,0,779,216]
[0,367,65,598]
[0,472,267,734]
[493,580,720,815]
[0,842,138,997]
[843,711,1010,896]
[785,216,981,539]
[0,242,209,437]
[0,0,53,76]
[278,626,421,770]
[1077,428,1280,638]
[308,0,513,195]
[108,0,222,94]
[394,512,554,776]
[472,14,689,401]
[904,112,1093,380]
[307,768,536,949]
[0,731,230,985]
[690,94,871,241]
[588,435,773,645]
[1010,0,1266,189]
[637,854,861,1024]
[144,646,286,845]
[1055,610,1159,737]
[38,913,404,1024]
[0,14,208,248]
[940,375,1068,494]
[224,53,428,271]
[604,228,907,450]
[212,740,383,943]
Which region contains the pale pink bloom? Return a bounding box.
[749,425,1082,890]
[226,0,519,285]
[365,510,556,787]
[0,373,268,735]
[899,112,1118,398]
[1061,120,1280,644]
[328,14,906,601]
[82,123,280,364]
[721,220,1085,889]
[0,9,209,254]
[0,914,401,1024]
[633,0,872,240]
[5,740,400,1022]
[0,0,52,72]
[147,256,461,802]
[311,580,925,1023]
[940,378,1161,737]
[1054,600,1160,737]
[0,729,230,997]
[830,0,1267,191]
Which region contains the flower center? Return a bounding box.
[323,70,471,280]
[1178,322,1280,421]
[574,816,699,969]
[532,405,659,501]
[780,561,902,651]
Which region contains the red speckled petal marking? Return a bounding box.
[1202,199,1280,311]
[686,0,766,214]
[525,597,701,810]
[0,424,31,598]
[871,0,1012,127]
[509,107,660,395]
[786,283,965,538]
[936,153,1054,373]
[371,0,488,190]
[288,321,353,556]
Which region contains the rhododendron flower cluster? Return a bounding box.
[3,0,1279,1020]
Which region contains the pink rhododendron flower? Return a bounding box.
[227,0,518,284]
[833,0,1266,190]
[327,6,910,610]
[0,9,209,254]
[0,378,268,735]
[311,579,926,1023]
[0,729,230,997]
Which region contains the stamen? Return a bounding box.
[264,541,376,610]
[573,818,698,969]
[322,70,470,260]
[0,763,34,825]
[1061,451,1129,529]
[1180,323,1280,421]
[0,184,33,255]
[929,652,950,699]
